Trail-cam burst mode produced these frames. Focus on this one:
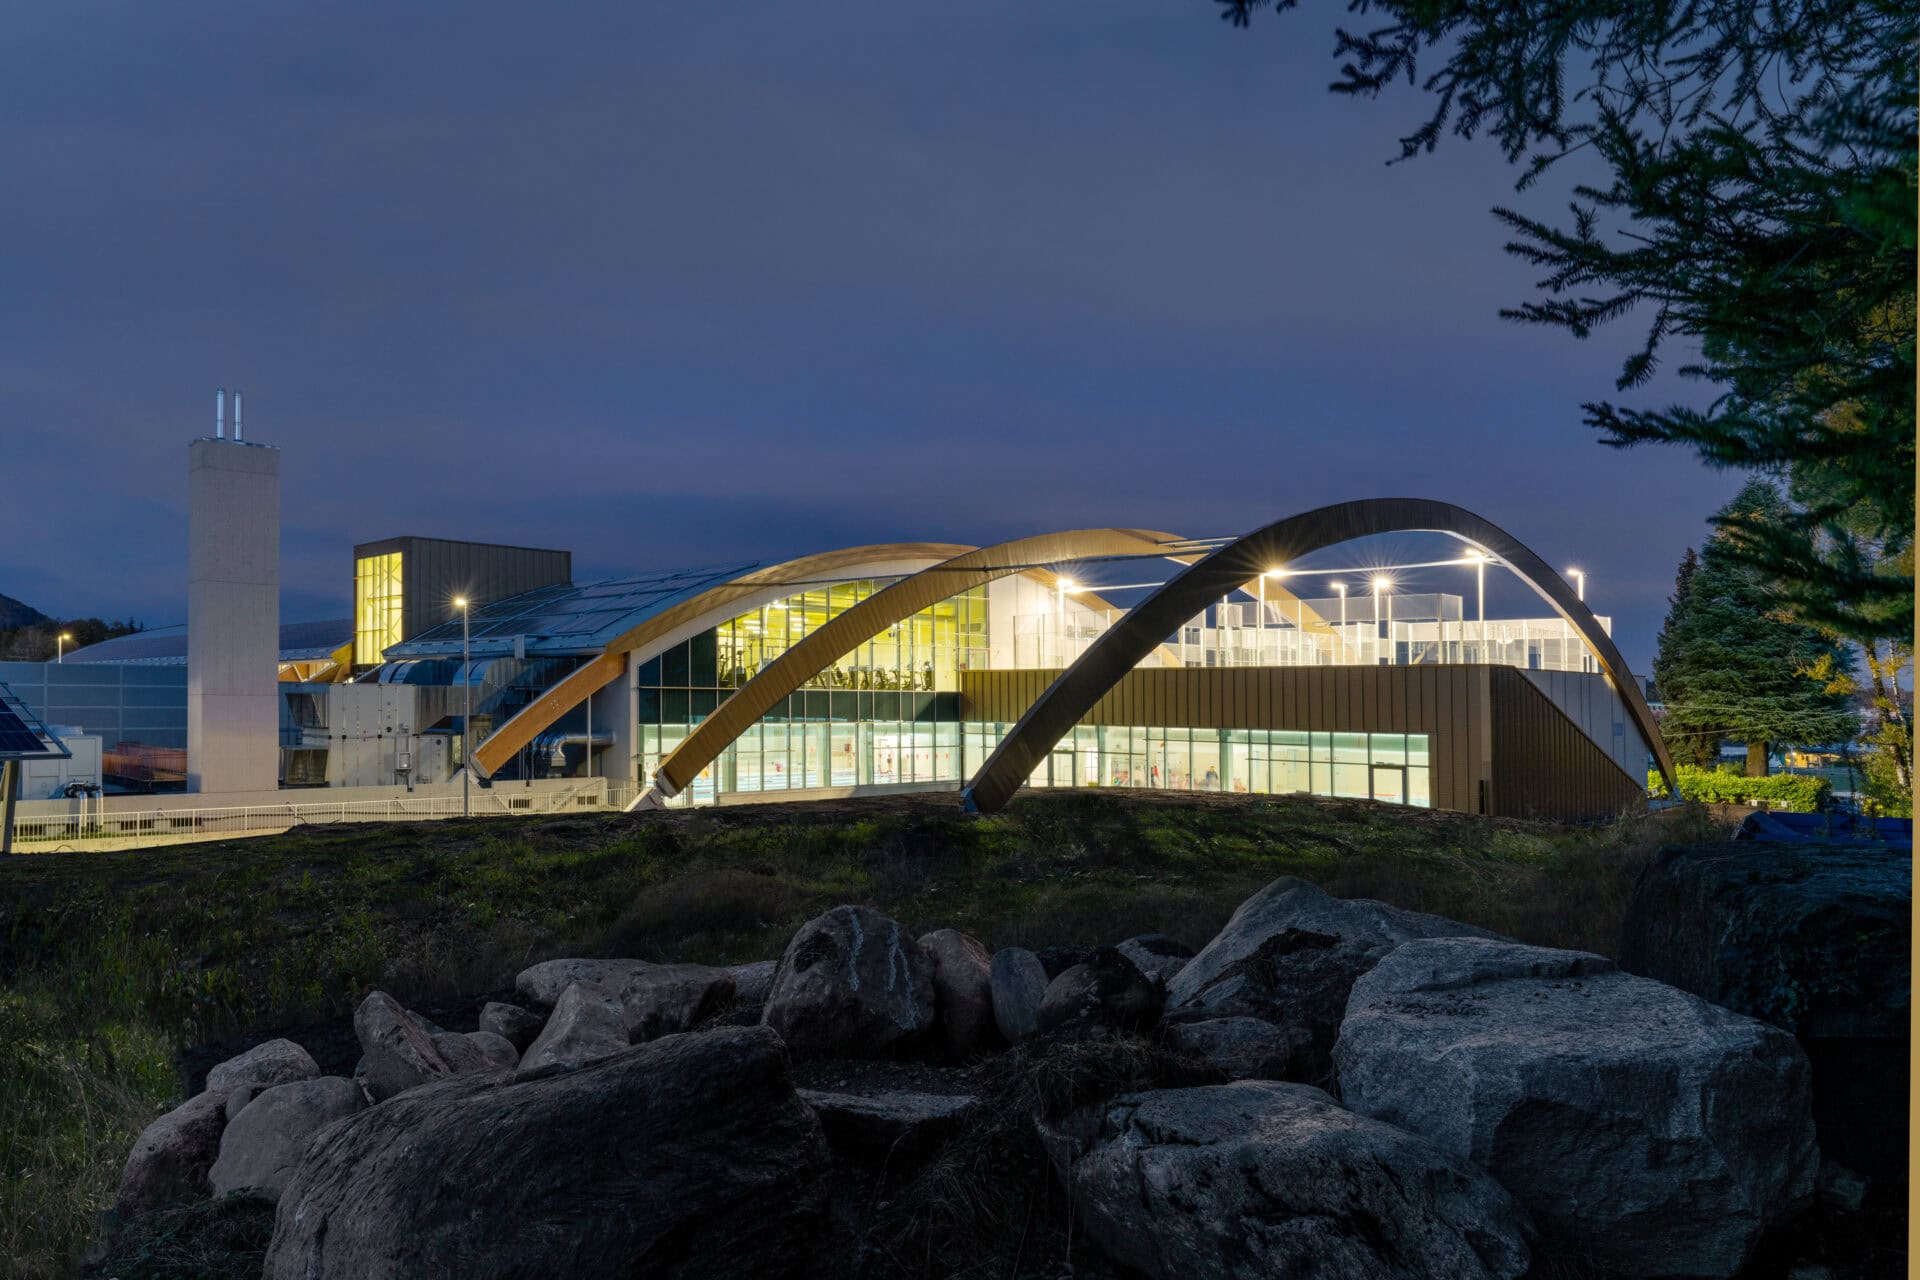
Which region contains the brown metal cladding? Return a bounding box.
[1487,667,1644,821]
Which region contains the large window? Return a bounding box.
[354,552,404,667]
[984,724,1434,809]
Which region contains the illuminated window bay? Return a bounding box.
[354,552,404,667]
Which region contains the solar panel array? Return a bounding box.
[0,684,70,760]
[386,561,763,659]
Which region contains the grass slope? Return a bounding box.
[0,790,1716,1278]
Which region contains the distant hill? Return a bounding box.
[0,593,50,630]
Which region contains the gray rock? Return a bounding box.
[1036,947,1161,1038]
[1621,842,1910,1180]
[116,1090,232,1213]
[210,1077,365,1203]
[990,947,1048,1043]
[225,1085,261,1123]
[513,957,654,1009]
[727,960,778,1004]
[1620,842,1910,1040]
[521,980,628,1071]
[1166,876,1497,1080]
[798,1089,976,1152]
[1115,933,1194,986]
[1818,1157,1870,1215]
[264,1027,831,1280]
[1336,936,1817,1279]
[429,1030,496,1076]
[477,1001,545,1052]
[1041,1080,1532,1280]
[1034,945,1090,978]
[464,1031,520,1070]
[761,906,935,1055]
[619,963,736,1042]
[919,928,999,1058]
[353,992,457,1102]
[205,1039,322,1094]
[1164,1016,1303,1080]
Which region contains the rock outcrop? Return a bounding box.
[919,928,999,1058]
[761,906,934,1055]
[1620,841,1911,1178]
[521,981,628,1071]
[1336,937,1817,1279]
[727,960,778,1004]
[209,1077,365,1203]
[263,1027,831,1280]
[1114,933,1193,986]
[115,1090,232,1214]
[1036,947,1162,1038]
[989,947,1048,1043]
[1042,1080,1533,1280]
[1165,876,1498,1079]
[205,1039,322,1093]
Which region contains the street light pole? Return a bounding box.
[1331,583,1347,662]
[456,596,470,818]
[56,632,71,664]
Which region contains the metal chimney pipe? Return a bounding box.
[233,390,243,441]
[216,387,225,439]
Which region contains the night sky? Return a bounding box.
[2,2,1739,669]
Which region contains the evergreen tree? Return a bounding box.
[1219,0,1915,639]
[1652,481,1858,774]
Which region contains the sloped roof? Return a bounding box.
[62,619,352,666]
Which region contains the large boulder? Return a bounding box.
[209,1077,365,1203]
[462,1031,520,1069]
[990,947,1048,1043]
[1042,1080,1532,1280]
[478,1001,545,1052]
[619,964,736,1043]
[1620,841,1911,1179]
[205,1039,321,1093]
[918,928,999,1058]
[263,1026,831,1280]
[761,906,935,1055]
[353,992,459,1102]
[521,981,629,1072]
[514,957,655,1009]
[1164,1016,1303,1081]
[1336,937,1817,1279]
[115,1089,232,1214]
[1035,947,1162,1038]
[1166,877,1499,1081]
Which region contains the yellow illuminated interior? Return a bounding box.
[714,580,987,693]
[354,552,404,666]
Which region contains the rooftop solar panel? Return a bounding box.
[0,684,72,761]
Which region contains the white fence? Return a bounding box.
[9,780,623,849]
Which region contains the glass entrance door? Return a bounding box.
[1371,765,1405,804]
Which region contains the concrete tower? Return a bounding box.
[187,388,280,794]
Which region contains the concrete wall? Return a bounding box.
[188,438,280,793]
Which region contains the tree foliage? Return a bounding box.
[0,617,144,663]
[1651,479,1857,771]
[1220,0,1916,639]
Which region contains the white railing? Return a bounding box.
[9,781,621,848]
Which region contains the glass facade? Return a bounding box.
[354,552,404,667]
[636,582,985,802]
[960,724,1431,807]
[0,661,189,792]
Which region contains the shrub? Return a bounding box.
[1647,764,1831,812]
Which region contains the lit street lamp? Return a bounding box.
[1372,576,1393,665]
[455,596,470,818]
[56,631,71,664]
[1566,567,1585,601]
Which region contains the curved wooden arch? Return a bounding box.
[960,498,1677,815]
[470,542,969,778]
[647,528,1203,800]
